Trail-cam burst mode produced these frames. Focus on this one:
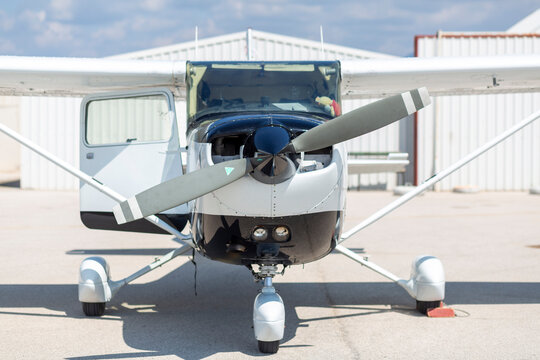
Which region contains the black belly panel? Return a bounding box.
[192,211,342,265]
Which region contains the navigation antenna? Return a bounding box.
[195,26,199,60]
[320,25,326,60]
[246,28,253,60]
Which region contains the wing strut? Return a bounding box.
[339,107,540,244]
[0,122,195,248]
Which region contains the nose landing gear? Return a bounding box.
[252,266,285,354]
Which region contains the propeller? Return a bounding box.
[282,87,430,153]
[113,87,430,225]
[113,158,252,224]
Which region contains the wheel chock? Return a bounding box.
[426,303,455,318]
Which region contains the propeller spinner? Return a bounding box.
[249,125,298,184]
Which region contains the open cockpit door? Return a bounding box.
[80,88,188,233]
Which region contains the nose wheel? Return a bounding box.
[82,302,106,316]
[253,274,285,354]
[258,340,280,354]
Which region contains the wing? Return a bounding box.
[1,55,539,99]
[341,55,540,99]
[0,56,186,97]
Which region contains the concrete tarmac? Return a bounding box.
[0,187,539,359]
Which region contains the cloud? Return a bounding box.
[35,21,75,47]
[49,0,73,20]
[430,3,502,29]
[0,39,16,53]
[140,0,170,12]
[20,10,47,30]
[0,11,15,31]
[129,16,177,32]
[0,0,537,57]
[91,21,127,41]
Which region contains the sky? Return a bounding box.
[0,1,538,58]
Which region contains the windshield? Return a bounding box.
[187,61,341,123]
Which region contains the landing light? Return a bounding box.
[252,227,268,242]
[273,226,290,242]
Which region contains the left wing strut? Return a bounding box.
[0,121,194,248]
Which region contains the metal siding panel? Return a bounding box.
[533,105,540,188]
[417,35,540,191]
[21,96,80,190]
[343,98,401,189]
[0,97,21,174]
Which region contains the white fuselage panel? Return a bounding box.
[187,141,348,217]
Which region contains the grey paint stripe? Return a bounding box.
[120,201,134,222]
[410,89,423,111]
[128,196,143,219]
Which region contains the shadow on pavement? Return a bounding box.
[0,179,20,188]
[1,256,539,359]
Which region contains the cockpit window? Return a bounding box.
[186,61,341,124]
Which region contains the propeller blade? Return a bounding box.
[113,158,252,224]
[289,87,431,153]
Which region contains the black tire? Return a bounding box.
[416,300,442,315]
[258,340,279,354]
[82,302,106,316]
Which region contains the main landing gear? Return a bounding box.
[78,245,192,317]
[334,245,446,314]
[78,244,444,354]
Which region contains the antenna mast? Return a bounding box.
[195,26,199,60]
[320,25,326,60]
[246,28,253,60]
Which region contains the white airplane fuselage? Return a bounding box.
[186,113,347,265]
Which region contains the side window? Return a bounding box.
[86,94,172,145]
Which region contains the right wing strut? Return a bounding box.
[339,107,540,244]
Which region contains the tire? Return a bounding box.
[258,340,279,354]
[82,302,106,316]
[416,300,442,315]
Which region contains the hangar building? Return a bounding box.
[416,9,540,191]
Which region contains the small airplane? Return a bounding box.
[1,54,540,353]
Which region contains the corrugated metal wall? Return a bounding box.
[0,97,21,175]
[20,96,81,190]
[417,34,540,191]
[18,30,400,190]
